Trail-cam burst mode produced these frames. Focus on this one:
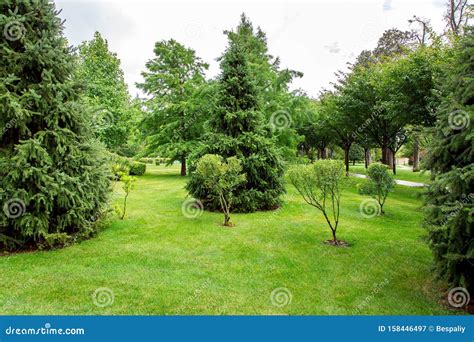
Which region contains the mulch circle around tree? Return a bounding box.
[324,240,350,247]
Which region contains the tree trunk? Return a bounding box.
[391,150,397,175]
[387,149,394,169]
[332,229,337,244]
[121,194,128,220]
[321,147,327,159]
[224,214,230,226]
[364,148,371,169]
[413,136,420,172]
[344,145,350,176]
[382,146,394,169]
[381,146,388,165]
[180,157,186,176]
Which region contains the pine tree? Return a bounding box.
[0,1,111,250]
[424,28,473,294]
[186,36,285,212]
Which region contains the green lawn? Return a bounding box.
[349,163,431,183]
[0,164,455,315]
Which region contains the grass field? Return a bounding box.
[0,164,455,315]
[349,163,431,183]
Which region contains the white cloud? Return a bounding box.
[383,0,393,11]
[55,0,447,98]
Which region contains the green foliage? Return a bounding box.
[349,144,365,164]
[359,163,396,214]
[115,172,136,220]
[186,25,285,212]
[0,1,111,251]
[129,162,146,176]
[224,14,303,158]
[109,154,146,177]
[334,40,441,174]
[296,98,333,161]
[424,29,474,294]
[76,32,134,153]
[137,39,209,175]
[195,154,246,226]
[288,160,345,244]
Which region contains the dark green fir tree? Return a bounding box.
[424,28,473,296]
[0,1,111,250]
[186,32,285,212]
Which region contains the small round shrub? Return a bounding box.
[129,162,146,176]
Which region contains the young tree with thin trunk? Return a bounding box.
[195,154,246,226]
[289,160,346,245]
[115,172,136,220]
[359,163,396,215]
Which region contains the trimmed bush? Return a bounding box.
[129,162,146,176]
[359,163,395,214]
[195,154,246,226]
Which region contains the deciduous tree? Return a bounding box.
[137,39,209,176]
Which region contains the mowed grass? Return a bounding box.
[349,163,431,183]
[0,164,455,315]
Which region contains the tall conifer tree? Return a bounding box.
[0,1,111,250]
[424,29,473,294]
[186,29,284,212]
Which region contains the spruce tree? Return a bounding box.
[186,36,284,212]
[424,29,473,294]
[225,14,303,158]
[0,1,111,250]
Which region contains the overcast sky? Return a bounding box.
[55,0,448,98]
